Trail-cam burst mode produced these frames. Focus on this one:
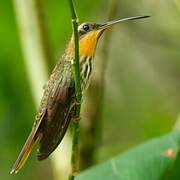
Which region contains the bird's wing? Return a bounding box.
[37,60,76,160]
[11,58,74,173]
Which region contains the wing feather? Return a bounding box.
[10,110,46,174]
[37,59,76,160]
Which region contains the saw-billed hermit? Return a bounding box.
[11,15,149,174]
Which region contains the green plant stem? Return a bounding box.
[68,0,81,179]
[68,0,81,104]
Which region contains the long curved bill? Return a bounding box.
[98,15,150,30]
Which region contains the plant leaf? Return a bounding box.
[76,130,180,180]
[165,148,180,180]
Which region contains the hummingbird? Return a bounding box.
[11,15,149,174]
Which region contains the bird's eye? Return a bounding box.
[83,24,90,32]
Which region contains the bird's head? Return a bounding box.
[66,15,149,58]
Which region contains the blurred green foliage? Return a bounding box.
[0,0,99,179]
[77,130,180,180]
[1,0,180,179]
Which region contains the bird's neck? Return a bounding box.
[66,31,100,58]
[65,31,101,90]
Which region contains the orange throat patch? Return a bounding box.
[66,30,102,58]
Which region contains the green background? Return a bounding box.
[1,0,180,179]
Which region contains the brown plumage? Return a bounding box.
[11,56,76,173]
[11,15,149,174]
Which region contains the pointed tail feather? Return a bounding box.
[10,131,42,174]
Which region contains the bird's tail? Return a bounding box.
[10,131,42,174]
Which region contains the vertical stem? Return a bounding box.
[68,0,81,179]
[70,122,80,180]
